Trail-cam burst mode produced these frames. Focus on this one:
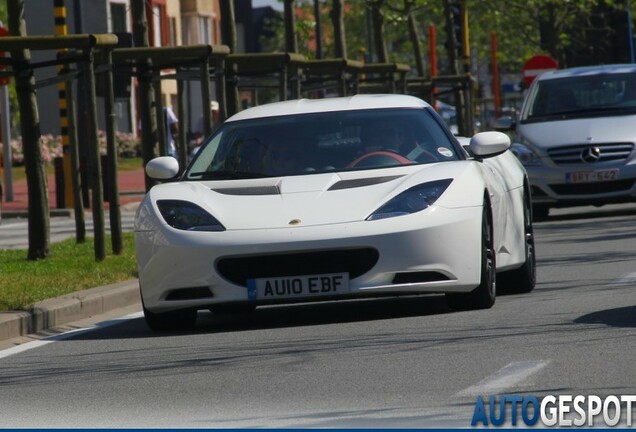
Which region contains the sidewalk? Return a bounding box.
[1,167,146,217]
[0,166,147,342]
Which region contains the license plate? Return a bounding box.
[247,273,350,301]
[565,169,619,183]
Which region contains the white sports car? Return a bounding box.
[134,94,536,331]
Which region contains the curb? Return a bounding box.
[0,279,141,342]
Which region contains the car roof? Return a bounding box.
[536,63,636,82]
[225,94,431,123]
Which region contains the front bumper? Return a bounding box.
[525,164,636,208]
[135,205,483,313]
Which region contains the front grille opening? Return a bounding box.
[165,287,214,301]
[549,179,636,195]
[530,186,548,197]
[392,272,450,284]
[548,142,634,165]
[217,248,379,287]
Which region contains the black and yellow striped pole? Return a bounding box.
[54,0,73,208]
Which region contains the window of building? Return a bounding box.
[109,2,128,33]
[153,5,163,46]
[169,17,177,46]
[199,16,212,45]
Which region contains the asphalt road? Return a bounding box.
[1,204,635,428]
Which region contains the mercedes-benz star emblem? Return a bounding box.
[581,146,601,163]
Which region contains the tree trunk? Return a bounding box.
[405,0,425,77]
[370,0,387,63]
[219,0,239,116]
[330,0,347,59]
[102,49,122,255]
[7,0,50,260]
[83,49,106,261]
[131,0,158,191]
[538,3,562,64]
[283,0,298,53]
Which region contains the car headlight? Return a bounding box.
[157,200,226,231]
[366,179,453,221]
[511,142,543,167]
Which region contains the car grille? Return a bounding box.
[217,248,380,287]
[549,179,636,195]
[392,272,450,284]
[548,142,634,165]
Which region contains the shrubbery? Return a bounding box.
[1,131,141,166]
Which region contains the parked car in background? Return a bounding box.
[495,64,636,218]
[135,94,535,332]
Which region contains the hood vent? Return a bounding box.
[212,185,280,196]
[328,175,403,191]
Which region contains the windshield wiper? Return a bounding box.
[188,170,269,180]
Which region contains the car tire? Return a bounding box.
[532,204,549,221]
[498,187,536,294]
[446,203,496,310]
[143,305,197,332]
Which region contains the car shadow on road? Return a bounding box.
[195,295,452,333]
[574,305,636,328]
[75,294,456,340]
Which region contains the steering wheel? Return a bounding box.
[347,151,412,168]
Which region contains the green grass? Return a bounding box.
[0,232,138,312]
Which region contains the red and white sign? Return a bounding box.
[522,54,558,87]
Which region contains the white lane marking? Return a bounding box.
[612,272,636,286]
[0,312,143,360]
[454,360,550,397]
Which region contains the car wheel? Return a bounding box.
[498,187,536,294]
[532,204,549,221]
[446,204,496,310]
[143,305,197,332]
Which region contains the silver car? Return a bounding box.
[496,64,636,218]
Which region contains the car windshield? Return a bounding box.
[185,108,461,180]
[526,72,636,120]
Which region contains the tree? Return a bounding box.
[260,0,635,83]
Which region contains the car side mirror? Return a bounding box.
[469,131,511,158]
[145,156,180,180]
